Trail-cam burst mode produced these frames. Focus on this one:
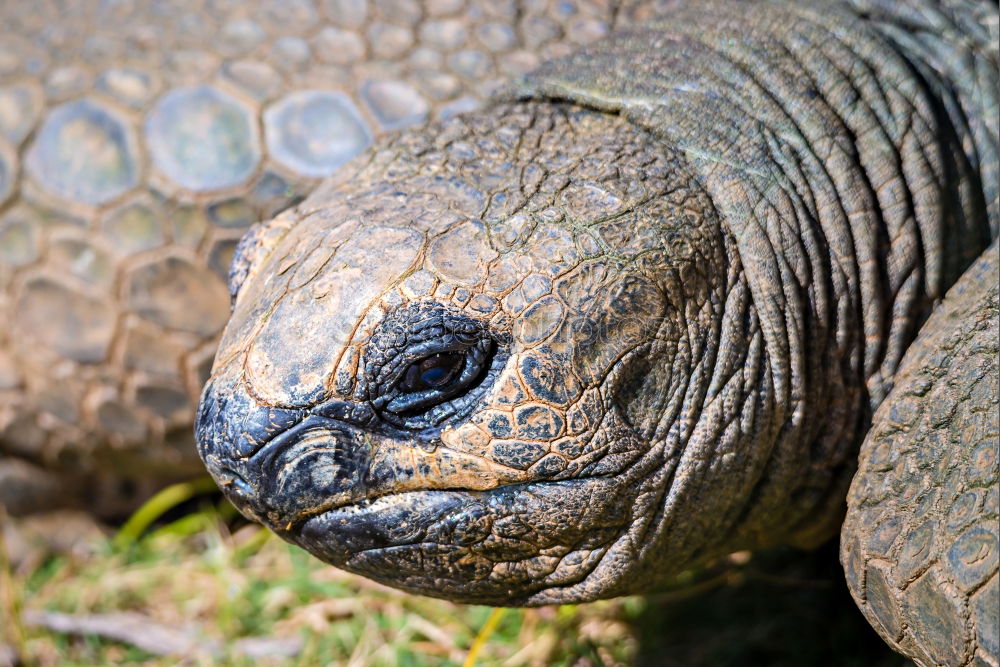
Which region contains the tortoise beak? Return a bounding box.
[195,378,370,527]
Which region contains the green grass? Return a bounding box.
[1,488,907,666]
[3,496,640,666]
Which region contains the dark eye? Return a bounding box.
[382,344,489,419]
[399,352,465,393]
[364,302,511,432]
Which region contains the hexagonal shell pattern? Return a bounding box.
[25,99,139,205]
[145,86,261,192]
[264,90,372,177]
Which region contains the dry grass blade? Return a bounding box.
[23,610,208,657]
[463,607,505,667]
[22,610,303,659]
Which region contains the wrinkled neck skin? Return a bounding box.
[197,1,995,605]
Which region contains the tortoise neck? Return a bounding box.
[841,0,999,238]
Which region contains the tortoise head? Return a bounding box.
[196,101,739,604]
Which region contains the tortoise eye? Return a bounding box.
[399,353,465,393]
[368,303,509,430]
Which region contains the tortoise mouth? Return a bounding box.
[199,401,514,530]
[201,413,369,524]
[289,488,476,554]
[198,371,538,530]
[283,479,630,604]
[198,379,653,603]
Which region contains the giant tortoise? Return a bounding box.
[0,0,617,517]
[0,0,996,664]
[194,1,999,665]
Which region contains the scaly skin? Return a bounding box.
[1,0,995,662]
[200,100,743,603]
[196,0,999,662]
[842,243,999,667]
[0,0,622,516]
[198,3,995,604]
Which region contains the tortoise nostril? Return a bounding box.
[221,467,253,496]
[213,465,266,524]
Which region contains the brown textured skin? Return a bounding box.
[201,100,748,602]
[842,243,999,667]
[0,0,622,517]
[195,1,998,662]
[0,0,996,662]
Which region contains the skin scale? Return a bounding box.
[0,0,992,662]
[0,0,620,517]
[196,0,999,663]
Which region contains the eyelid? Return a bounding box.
[384,349,484,415]
[400,352,463,392]
[383,340,468,390]
[360,302,509,433]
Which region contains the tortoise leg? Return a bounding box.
[842,243,999,666]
